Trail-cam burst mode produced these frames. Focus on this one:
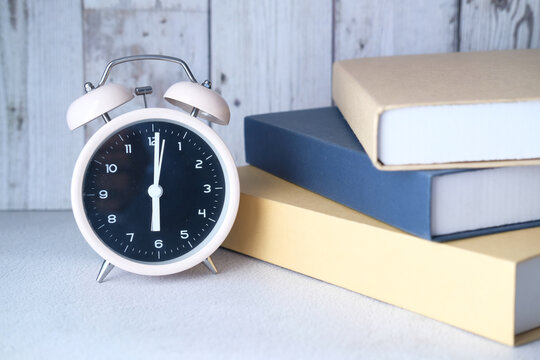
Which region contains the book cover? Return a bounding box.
[244,107,540,241]
[332,49,540,170]
[223,166,540,346]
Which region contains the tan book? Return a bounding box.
[223,166,540,346]
[332,50,540,170]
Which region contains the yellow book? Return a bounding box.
[332,50,540,171]
[224,166,540,346]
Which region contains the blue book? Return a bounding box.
[244,107,540,241]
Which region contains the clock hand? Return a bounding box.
[153,132,160,185]
[152,139,166,232]
[156,139,165,184]
[151,196,161,232]
[150,132,165,232]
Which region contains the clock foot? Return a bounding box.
[96,260,115,283]
[203,256,218,274]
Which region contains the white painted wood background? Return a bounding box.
[1,0,539,210]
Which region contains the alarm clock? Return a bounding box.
[66,55,239,283]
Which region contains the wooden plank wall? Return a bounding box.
[0,0,84,210]
[1,0,539,210]
[210,0,333,162]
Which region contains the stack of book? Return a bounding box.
[223,50,540,346]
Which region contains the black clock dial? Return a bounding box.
[82,120,226,263]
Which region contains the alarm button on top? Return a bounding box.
[67,83,134,130]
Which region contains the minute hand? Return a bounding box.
[153,132,160,185]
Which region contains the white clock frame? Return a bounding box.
[71,107,240,276]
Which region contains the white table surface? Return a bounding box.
[1,211,539,359]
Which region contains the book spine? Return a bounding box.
[332,61,382,169]
[244,116,434,239]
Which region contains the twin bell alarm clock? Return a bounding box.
[66,55,239,282]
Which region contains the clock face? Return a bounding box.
[82,119,226,263]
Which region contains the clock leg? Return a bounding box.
[203,256,218,274]
[96,260,115,283]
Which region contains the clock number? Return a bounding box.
[203,184,211,193]
[108,214,116,223]
[126,233,134,242]
[99,190,108,199]
[178,142,182,151]
[125,144,132,153]
[154,239,163,249]
[180,230,189,239]
[198,209,207,218]
[195,160,203,169]
[106,164,117,173]
[148,136,155,146]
